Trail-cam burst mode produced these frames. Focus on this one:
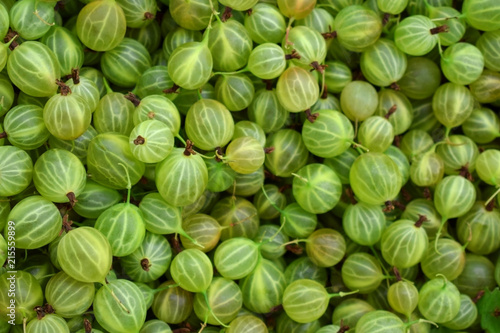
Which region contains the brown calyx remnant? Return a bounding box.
[55,1,65,11]
[215,146,224,162]
[279,184,291,193]
[414,214,428,228]
[264,170,280,181]
[246,8,253,15]
[390,82,400,91]
[494,308,500,318]
[383,200,395,212]
[125,92,141,107]
[183,140,196,156]
[163,83,180,94]
[310,61,327,74]
[34,304,55,320]
[66,192,78,208]
[263,79,273,91]
[382,13,391,26]
[321,26,337,40]
[60,214,73,235]
[221,6,233,22]
[486,199,495,212]
[345,187,357,205]
[264,146,275,154]
[56,79,72,96]
[393,135,401,148]
[423,187,432,200]
[286,244,303,255]
[134,135,146,145]
[285,49,301,60]
[458,163,474,181]
[141,258,151,271]
[321,85,329,99]
[34,306,45,320]
[84,318,92,333]
[4,30,19,50]
[430,25,449,35]
[337,319,350,333]
[385,104,397,119]
[0,132,6,139]
[43,304,55,314]
[401,188,412,202]
[172,329,191,333]
[71,68,80,84]
[472,290,485,303]
[305,109,319,123]
[392,200,406,211]
[266,304,283,315]
[393,267,402,282]
[144,12,155,20]
[169,235,184,254]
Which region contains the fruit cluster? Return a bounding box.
[1,0,500,332]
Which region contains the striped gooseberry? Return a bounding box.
[208,19,253,72]
[421,238,466,280]
[341,252,384,294]
[33,148,86,205]
[0,271,43,324]
[284,257,327,285]
[43,81,91,141]
[224,136,265,174]
[265,129,309,177]
[340,80,378,122]
[45,271,95,318]
[121,232,172,283]
[276,66,319,113]
[334,5,382,52]
[76,0,127,52]
[215,74,255,111]
[240,257,286,313]
[343,201,385,246]
[169,0,214,31]
[101,38,152,88]
[462,0,500,31]
[93,279,147,333]
[7,41,60,97]
[9,0,55,40]
[248,88,289,133]
[210,196,260,240]
[380,218,429,269]
[193,277,243,325]
[302,109,355,158]
[244,4,286,44]
[462,108,500,144]
[292,163,341,214]
[57,226,112,284]
[155,146,208,207]
[418,275,461,323]
[394,15,443,56]
[40,26,84,76]
[87,133,145,190]
[6,195,61,249]
[360,38,407,87]
[0,146,33,197]
[116,0,157,28]
[185,98,234,151]
[283,279,355,324]
[349,152,403,208]
[129,120,174,164]
[440,43,484,85]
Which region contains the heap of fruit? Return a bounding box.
[1,0,500,332]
